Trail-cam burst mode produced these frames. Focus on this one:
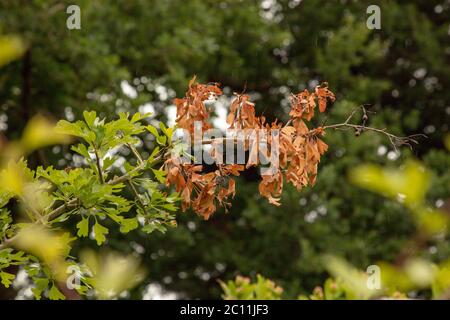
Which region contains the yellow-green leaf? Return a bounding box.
[0,271,15,288]
[93,222,108,245]
[48,284,65,300]
[349,160,429,207]
[0,36,26,68]
[21,115,71,153]
[76,217,90,237]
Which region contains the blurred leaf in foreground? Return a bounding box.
[80,250,146,299]
[20,115,71,154]
[432,259,450,298]
[379,258,450,299]
[13,225,73,281]
[445,135,450,152]
[322,255,380,299]
[0,36,25,68]
[0,158,33,197]
[349,160,448,236]
[349,160,430,208]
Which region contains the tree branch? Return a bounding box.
[93,148,104,184]
[319,105,426,151]
[127,180,149,216]
[0,154,163,250]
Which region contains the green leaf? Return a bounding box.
[24,264,40,278]
[103,157,117,171]
[146,147,161,169]
[76,217,90,237]
[322,255,376,299]
[163,203,178,211]
[415,208,449,236]
[0,36,26,68]
[146,125,159,138]
[159,122,174,141]
[156,135,167,146]
[131,113,142,123]
[141,220,168,234]
[93,222,109,245]
[83,111,97,129]
[151,169,167,183]
[31,277,49,300]
[55,120,91,142]
[119,218,139,233]
[0,271,15,288]
[54,121,77,136]
[445,134,450,152]
[48,284,65,300]
[71,144,91,160]
[21,115,70,153]
[158,122,169,138]
[349,160,430,208]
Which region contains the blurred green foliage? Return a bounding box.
[231,157,450,300]
[347,158,450,299]
[0,0,449,299]
[220,274,283,300]
[0,36,25,68]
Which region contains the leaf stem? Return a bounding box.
[127,179,149,216]
[126,143,144,165]
[94,147,104,184]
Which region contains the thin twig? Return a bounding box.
[322,105,427,150]
[323,122,426,150]
[127,180,149,216]
[93,148,104,184]
[126,143,144,165]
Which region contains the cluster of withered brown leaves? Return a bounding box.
[164,77,335,219]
